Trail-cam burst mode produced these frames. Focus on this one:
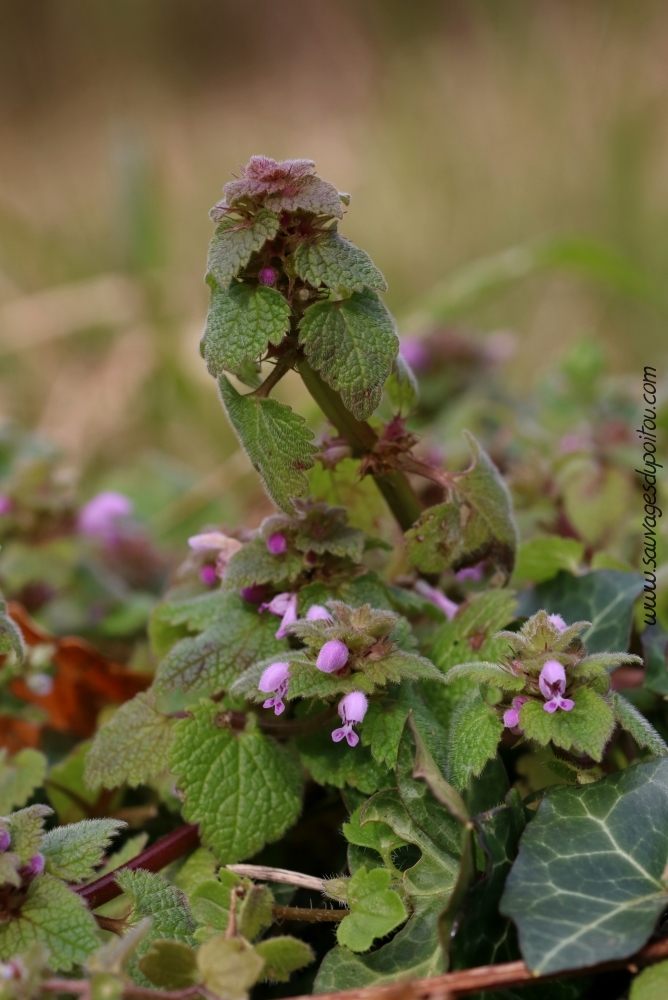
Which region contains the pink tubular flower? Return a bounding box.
[266,532,288,556]
[548,613,567,632]
[503,696,528,732]
[78,491,132,541]
[306,605,332,621]
[259,267,278,287]
[260,592,298,639]
[258,662,290,715]
[539,660,574,713]
[414,580,459,621]
[399,338,430,371]
[332,692,368,747]
[0,829,10,852]
[316,639,349,673]
[456,563,485,583]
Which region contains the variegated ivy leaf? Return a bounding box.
[218,375,317,515]
[206,209,279,289]
[170,701,303,862]
[222,536,303,592]
[298,290,399,420]
[406,431,518,582]
[41,818,126,882]
[294,230,387,294]
[202,282,290,377]
[84,691,175,790]
[153,593,286,700]
[0,748,47,814]
[0,875,100,971]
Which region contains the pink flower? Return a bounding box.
[548,613,567,632]
[240,584,271,604]
[0,495,12,516]
[78,492,132,541]
[259,267,278,287]
[20,854,45,880]
[260,592,298,639]
[400,338,429,371]
[332,692,368,747]
[539,660,574,713]
[316,639,349,673]
[414,580,459,621]
[503,696,528,732]
[306,605,332,621]
[0,829,10,852]
[258,662,290,715]
[200,566,218,587]
[266,533,288,555]
[456,563,485,583]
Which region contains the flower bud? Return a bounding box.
[21,854,45,880]
[266,533,288,555]
[306,605,332,621]
[0,829,10,852]
[548,613,567,632]
[259,267,278,286]
[240,584,270,604]
[316,639,349,673]
[200,565,218,587]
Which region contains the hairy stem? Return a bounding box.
[297,359,423,531]
[272,905,347,923]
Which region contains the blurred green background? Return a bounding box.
[1,0,667,545]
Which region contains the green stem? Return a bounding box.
[297,360,423,531]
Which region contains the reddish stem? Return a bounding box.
[76,824,199,909]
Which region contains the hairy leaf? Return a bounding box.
[202,282,290,376]
[255,936,315,982]
[41,819,126,882]
[385,356,419,416]
[295,231,387,294]
[170,701,303,862]
[297,726,390,795]
[514,537,585,585]
[6,804,51,862]
[500,759,668,974]
[406,432,518,581]
[0,875,100,971]
[223,536,303,591]
[299,290,398,420]
[219,375,317,514]
[265,174,344,217]
[206,210,279,288]
[444,661,525,691]
[446,689,503,790]
[84,691,174,790]
[138,941,199,990]
[519,688,615,761]
[613,693,668,756]
[337,867,407,953]
[0,748,46,814]
[197,935,264,1000]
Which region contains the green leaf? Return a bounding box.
[613,693,668,756]
[255,936,315,982]
[336,867,407,953]
[0,597,24,662]
[138,941,199,990]
[404,715,469,827]
[444,661,525,691]
[6,804,51,862]
[342,805,407,871]
[219,375,317,515]
[41,819,126,882]
[631,960,668,1000]
[222,536,303,591]
[173,847,218,896]
[446,689,503,790]
[170,701,303,862]
[451,790,526,968]
[298,290,398,420]
[297,726,390,795]
[206,210,279,288]
[154,594,286,700]
[115,870,196,984]
[189,871,241,934]
[513,537,585,585]
[84,691,174,790]
[202,283,290,376]
[46,741,120,824]
[406,432,518,582]
[519,687,615,761]
[0,748,46,814]
[150,591,233,657]
[500,758,668,975]
[0,875,100,971]
[384,356,419,416]
[197,935,264,1000]
[361,693,411,769]
[87,919,152,975]
[519,570,644,653]
[295,231,387,294]
[429,590,517,672]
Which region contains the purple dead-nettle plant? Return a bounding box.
[78,491,132,542]
[258,661,291,716]
[332,692,368,747]
[316,640,349,673]
[260,592,298,639]
[539,660,575,714]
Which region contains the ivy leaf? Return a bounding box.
[170,701,303,862]
[298,290,399,420]
[197,935,265,1000]
[202,283,290,377]
[336,867,407,953]
[41,819,126,882]
[295,231,387,294]
[254,936,315,982]
[445,689,503,790]
[613,693,668,756]
[500,758,668,975]
[0,748,46,814]
[153,594,286,700]
[84,691,174,790]
[219,375,317,515]
[0,875,100,971]
[519,687,615,761]
[206,210,279,288]
[513,537,585,585]
[406,432,518,582]
[519,569,644,653]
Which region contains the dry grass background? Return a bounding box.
[0,0,667,539]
